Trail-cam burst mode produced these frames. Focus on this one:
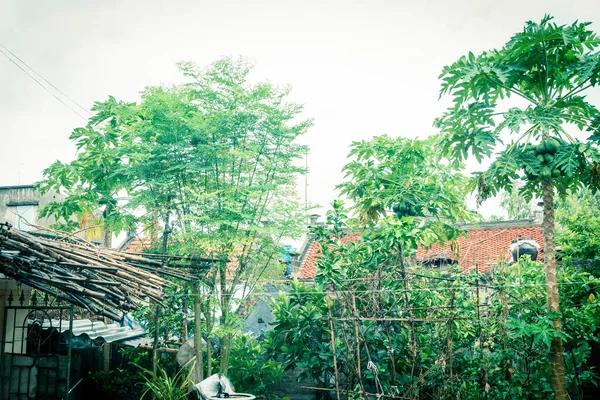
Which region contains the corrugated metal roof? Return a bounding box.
[41,318,148,344]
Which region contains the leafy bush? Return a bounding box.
[267,238,600,399]
[139,363,194,400]
[228,334,284,398]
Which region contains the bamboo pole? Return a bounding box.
[326,297,341,400]
[351,294,365,398]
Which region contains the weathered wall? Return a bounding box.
[270,368,317,400]
[0,185,63,231]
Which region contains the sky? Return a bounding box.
[1,0,599,220]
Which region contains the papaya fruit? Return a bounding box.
[544,153,553,164]
[545,138,560,155]
[536,142,547,154]
[541,166,552,180]
[537,154,546,164]
[552,169,561,178]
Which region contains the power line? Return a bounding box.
[0,43,90,120]
[160,279,598,298]
[0,43,91,116]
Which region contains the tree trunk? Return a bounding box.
[102,227,112,248]
[102,203,113,248]
[218,261,232,376]
[150,211,159,244]
[219,328,232,376]
[152,304,160,374]
[206,308,213,376]
[542,179,567,400]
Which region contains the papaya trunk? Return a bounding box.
[102,203,113,249]
[542,179,567,400]
[102,227,112,248]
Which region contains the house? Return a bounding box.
[0,185,64,233]
[0,222,205,399]
[293,218,545,279]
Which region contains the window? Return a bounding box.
[9,205,37,231]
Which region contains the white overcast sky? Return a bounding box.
[1,0,599,219]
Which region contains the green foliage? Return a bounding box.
[266,280,332,385]
[131,285,193,346]
[434,15,600,201]
[499,182,534,220]
[228,334,284,398]
[434,17,600,398]
[338,135,476,226]
[269,249,600,398]
[89,368,142,398]
[557,188,600,275]
[38,96,138,236]
[139,363,194,400]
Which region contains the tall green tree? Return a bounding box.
[167,58,310,374]
[435,16,600,399]
[39,57,311,375]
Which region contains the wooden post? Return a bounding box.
[448,288,455,397]
[152,305,160,374]
[182,289,189,342]
[103,314,111,374]
[351,295,368,399]
[326,297,341,400]
[103,342,111,373]
[193,281,204,383]
[204,301,213,377]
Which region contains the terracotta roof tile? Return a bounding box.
[123,237,241,280]
[295,224,544,278]
[294,234,361,279]
[124,237,153,253]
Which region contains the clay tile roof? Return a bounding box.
[121,236,240,280]
[294,234,361,279]
[294,222,544,279]
[124,237,153,253]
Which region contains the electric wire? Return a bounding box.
[0,43,89,120]
[159,279,598,298]
[0,42,91,116]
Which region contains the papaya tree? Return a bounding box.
[338,134,476,234]
[435,16,600,399]
[38,96,139,246]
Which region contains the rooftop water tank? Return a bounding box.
[509,238,540,263]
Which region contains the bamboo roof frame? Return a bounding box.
[0,222,218,320]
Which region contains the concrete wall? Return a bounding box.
[271,368,316,400]
[0,185,63,232]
